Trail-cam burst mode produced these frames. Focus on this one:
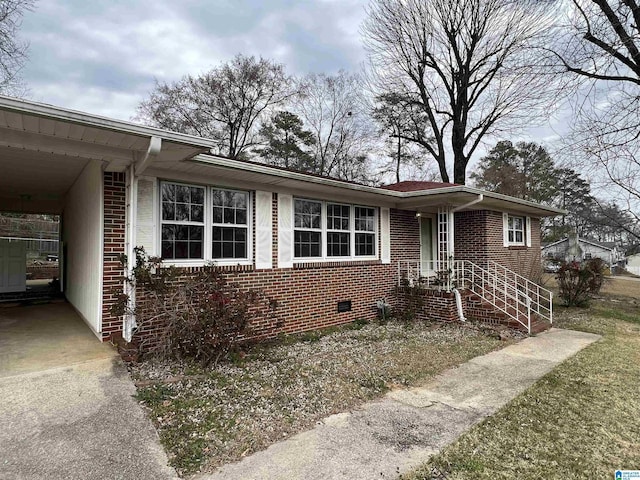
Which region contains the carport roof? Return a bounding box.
[0,96,214,214]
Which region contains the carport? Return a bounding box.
[0,95,213,342]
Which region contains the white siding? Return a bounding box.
[136,177,157,256]
[277,194,293,268]
[62,161,103,335]
[255,191,273,269]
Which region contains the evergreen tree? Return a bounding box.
[257,111,315,171]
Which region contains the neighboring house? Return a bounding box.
[0,96,563,344]
[542,235,626,270]
[626,253,640,275]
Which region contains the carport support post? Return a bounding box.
[123,164,137,342]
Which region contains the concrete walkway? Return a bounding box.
[199,328,600,480]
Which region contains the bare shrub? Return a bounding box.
[114,248,272,365]
[557,258,606,307]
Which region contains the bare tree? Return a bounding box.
[0,0,34,94]
[554,0,640,239]
[372,92,433,183]
[293,71,374,182]
[137,54,293,159]
[362,0,561,184]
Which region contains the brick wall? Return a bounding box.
[99,180,544,344]
[455,210,542,281]
[101,172,126,341]
[102,187,412,345]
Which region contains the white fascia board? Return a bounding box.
[193,154,565,217]
[0,95,215,150]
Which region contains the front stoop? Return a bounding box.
[463,292,551,334]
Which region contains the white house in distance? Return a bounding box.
[542,235,626,271]
[626,253,640,276]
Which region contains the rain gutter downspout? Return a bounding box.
[450,194,483,322]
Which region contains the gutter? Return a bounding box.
[0,95,216,149]
[192,154,565,216]
[451,193,483,212]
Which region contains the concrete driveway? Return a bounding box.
[0,303,177,480]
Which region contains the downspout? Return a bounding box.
[450,194,483,322]
[123,136,162,342]
[452,288,466,322]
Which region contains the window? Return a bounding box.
[355,207,375,256]
[584,253,592,259]
[293,198,377,260]
[327,203,350,257]
[161,183,205,259]
[160,182,251,263]
[294,199,322,257]
[212,189,249,260]
[507,215,525,245]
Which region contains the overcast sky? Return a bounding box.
[21,0,366,119]
[19,0,571,166]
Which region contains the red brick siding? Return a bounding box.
[455,210,542,281]
[26,265,59,279]
[101,172,126,341]
[390,208,420,265]
[99,179,543,344]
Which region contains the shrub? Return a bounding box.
[113,248,271,365]
[557,259,606,307]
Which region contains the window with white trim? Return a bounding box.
[161,183,205,259]
[212,189,249,259]
[160,181,251,262]
[355,206,376,256]
[507,215,525,245]
[293,198,378,260]
[327,203,350,257]
[294,199,322,258]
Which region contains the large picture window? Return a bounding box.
[294,198,377,260]
[160,182,251,263]
[161,183,205,259]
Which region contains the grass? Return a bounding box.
[131,320,508,476]
[403,277,640,480]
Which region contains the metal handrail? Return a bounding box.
[487,260,553,324]
[453,260,532,333]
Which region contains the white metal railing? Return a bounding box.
[396,259,554,334]
[453,260,533,333]
[397,260,451,290]
[486,260,553,326]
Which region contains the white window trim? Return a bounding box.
[159,181,206,263]
[506,214,526,246]
[293,197,379,263]
[159,180,253,267]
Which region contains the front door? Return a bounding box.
[0,240,26,293]
[420,217,435,276]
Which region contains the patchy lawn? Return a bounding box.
[403,278,640,480]
[131,320,509,476]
